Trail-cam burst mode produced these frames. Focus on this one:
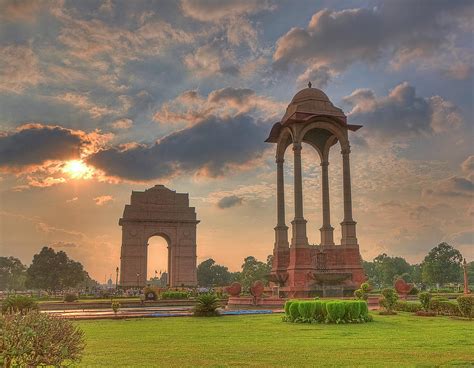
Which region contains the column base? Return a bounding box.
[340,220,358,246]
[320,225,335,246]
[291,218,308,247]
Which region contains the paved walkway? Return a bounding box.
[43,306,281,320]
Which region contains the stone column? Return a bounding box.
[320,161,334,245]
[274,157,289,248]
[291,143,308,247]
[340,148,358,246]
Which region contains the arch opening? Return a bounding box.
[147,235,169,286]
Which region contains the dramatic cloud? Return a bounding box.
[154,87,284,125]
[184,40,240,77]
[88,114,269,181]
[0,124,86,170]
[423,155,474,198]
[343,82,463,138]
[93,195,114,206]
[181,0,273,22]
[0,45,43,93]
[110,118,133,130]
[461,155,474,174]
[217,195,243,209]
[274,1,473,78]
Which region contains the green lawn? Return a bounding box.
[77,313,473,367]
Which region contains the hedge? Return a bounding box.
[284,299,372,324]
[394,301,422,313]
[161,291,189,300]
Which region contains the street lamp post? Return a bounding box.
[463,259,470,295]
[136,273,140,288]
[115,267,119,290]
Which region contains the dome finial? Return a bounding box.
[308,81,312,88]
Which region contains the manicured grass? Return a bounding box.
[76,313,473,367]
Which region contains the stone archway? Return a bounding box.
[119,185,198,287]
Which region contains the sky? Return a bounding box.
[0,0,473,281]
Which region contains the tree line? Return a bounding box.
[1,242,472,291]
[197,242,473,289]
[0,247,98,291]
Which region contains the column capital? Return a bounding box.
[341,147,351,155]
[320,161,329,167]
[292,142,302,152]
[276,157,284,164]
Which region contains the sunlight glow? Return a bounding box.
[62,160,94,179]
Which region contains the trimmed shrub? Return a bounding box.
[284,300,371,324]
[143,287,158,301]
[313,301,325,322]
[326,302,346,323]
[358,300,372,321]
[64,293,78,302]
[354,282,370,301]
[298,301,316,322]
[345,301,361,321]
[419,292,432,311]
[429,296,448,314]
[457,295,473,319]
[395,301,422,313]
[289,302,301,321]
[111,300,120,315]
[161,291,189,300]
[380,288,398,314]
[193,293,220,317]
[438,301,461,316]
[0,312,84,367]
[1,295,38,315]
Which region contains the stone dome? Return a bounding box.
[291,87,330,104]
[281,86,346,124]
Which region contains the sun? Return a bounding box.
[62,160,94,179]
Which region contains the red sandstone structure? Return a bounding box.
[266,83,366,297]
[119,185,198,287]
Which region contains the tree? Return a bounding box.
[421,243,463,286]
[0,257,27,291]
[26,247,86,291]
[197,259,232,287]
[372,253,412,287]
[238,256,271,289]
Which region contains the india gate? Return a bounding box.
[266,83,365,297]
[119,185,198,287]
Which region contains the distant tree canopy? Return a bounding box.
[0,257,27,291]
[238,256,271,289]
[197,256,272,289]
[363,243,466,288]
[197,259,235,287]
[421,242,463,285]
[363,253,412,287]
[26,247,88,291]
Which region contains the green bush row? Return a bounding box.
[161,291,189,300]
[394,301,422,313]
[395,296,473,318]
[284,300,372,324]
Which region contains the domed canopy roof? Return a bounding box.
[280,85,346,125]
[291,87,330,104]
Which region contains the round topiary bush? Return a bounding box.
[326,301,346,323]
[289,302,301,322]
[298,301,318,322]
[345,301,361,321]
